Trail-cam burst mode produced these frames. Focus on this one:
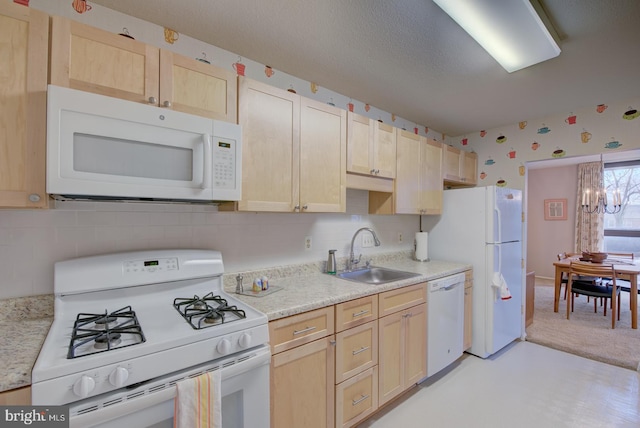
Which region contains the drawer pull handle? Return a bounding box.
[352,309,369,318]
[352,346,370,356]
[293,326,317,336]
[352,394,370,406]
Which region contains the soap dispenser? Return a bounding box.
[327,250,337,274]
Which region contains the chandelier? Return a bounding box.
[581,155,622,214]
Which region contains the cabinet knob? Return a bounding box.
[370,169,376,174]
[375,169,380,174]
[302,204,308,210]
[294,205,300,212]
[28,194,41,203]
[163,100,172,108]
[148,96,157,104]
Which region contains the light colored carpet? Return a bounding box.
[525,278,640,372]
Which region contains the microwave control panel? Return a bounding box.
[212,138,236,189]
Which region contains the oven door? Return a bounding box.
[69,346,270,428]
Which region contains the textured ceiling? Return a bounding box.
[91,0,640,137]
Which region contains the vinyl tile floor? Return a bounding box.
[357,341,640,428]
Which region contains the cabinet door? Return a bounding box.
[404,303,427,386]
[421,138,443,214]
[0,386,31,405]
[272,337,335,428]
[378,311,403,405]
[346,112,374,176]
[394,130,422,214]
[443,145,462,182]
[461,150,478,185]
[0,3,48,208]
[50,16,159,104]
[159,50,237,122]
[373,122,397,178]
[237,77,300,212]
[299,97,346,212]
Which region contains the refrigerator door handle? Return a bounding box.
[496,244,502,274]
[494,205,502,243]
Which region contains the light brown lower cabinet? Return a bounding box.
[464,270,473,350]
[378,302,426,406]
[269,307,335,428]
[0,386,31,405]
[335,366,378,428]
[271,336,335,428]
[269,283,430,427]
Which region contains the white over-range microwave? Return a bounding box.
[46,85,242,203]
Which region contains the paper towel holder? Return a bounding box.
[414,231,430,262]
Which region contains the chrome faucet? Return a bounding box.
[347,227,381,271]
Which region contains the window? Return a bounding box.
[603,159,640,255]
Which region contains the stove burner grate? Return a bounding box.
[173,292,246,330]
[68,306,145,359]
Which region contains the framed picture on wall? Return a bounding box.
[544,198,567,221]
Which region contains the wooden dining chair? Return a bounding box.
[557,252,598,300]
[566,261,621,329]
[603,253,637,309]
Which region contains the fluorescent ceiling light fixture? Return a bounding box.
[433,0,561,72]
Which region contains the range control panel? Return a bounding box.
[123,257,178,274]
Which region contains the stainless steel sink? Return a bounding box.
[336,266,421,285]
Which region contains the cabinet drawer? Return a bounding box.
[269,306,335,354]
[336,366,378,428]
[335,321,378,383]
[335,296,378,332]
[378,283,425,317]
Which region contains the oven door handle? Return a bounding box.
[70,347,270,428]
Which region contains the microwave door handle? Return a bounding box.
[202,133,212,189]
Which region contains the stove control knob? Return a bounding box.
[238,332,252,349]
[72,375,95,398]
[109,366,130,387]
[217,338,231,355]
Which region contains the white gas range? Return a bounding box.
[31,249,270,428]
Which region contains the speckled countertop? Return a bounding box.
[0,295,53,393]
[0,251,470,394]
[222,251,471,320]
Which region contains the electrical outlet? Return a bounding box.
[304,236,312,250]
[398,232,403,243]
[362,235,374,248]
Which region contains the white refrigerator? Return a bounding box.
[423,185,523,358]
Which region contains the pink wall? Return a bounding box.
[527,165,577,277]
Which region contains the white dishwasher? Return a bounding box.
[426,272,466,377]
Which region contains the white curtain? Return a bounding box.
[575,161,604,252]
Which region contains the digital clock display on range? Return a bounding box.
[144,260,159,267]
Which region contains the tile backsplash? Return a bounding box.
[0,190,417,299]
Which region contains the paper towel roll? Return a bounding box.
[415,232,429,262]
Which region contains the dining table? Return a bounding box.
[553,256,640,329]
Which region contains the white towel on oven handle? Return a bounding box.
[174,369,222,428]
[492,272,512,301]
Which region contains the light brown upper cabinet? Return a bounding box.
[0,3,48,208]
[395,130,443,215]
[443,145,478,186]
[347,113,396,179]
[236,77,346,212]
[50,16,236,122]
